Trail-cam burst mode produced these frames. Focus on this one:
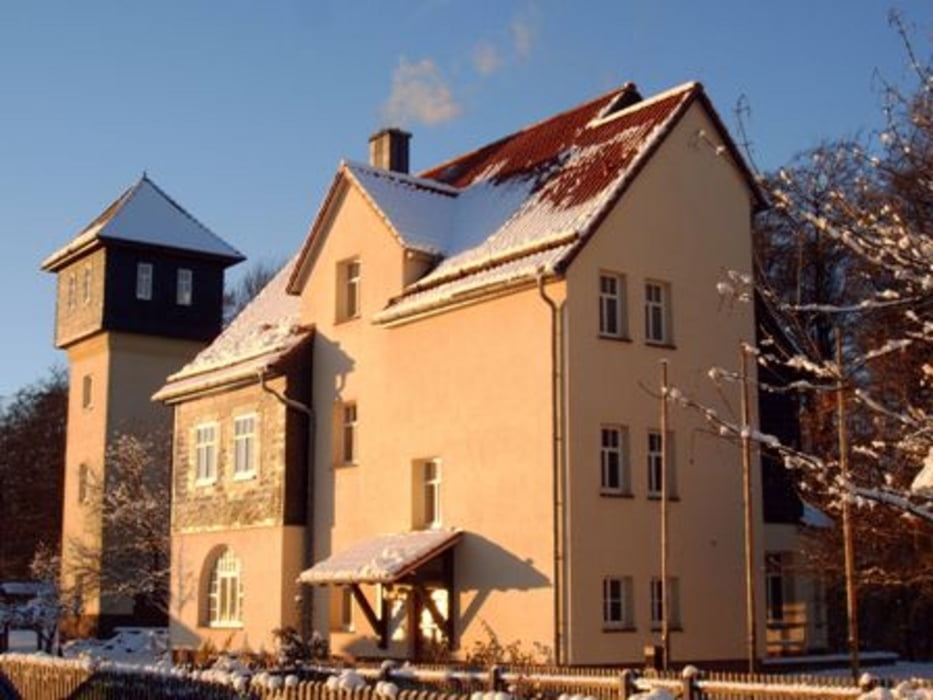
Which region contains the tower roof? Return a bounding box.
[41,174,244,271]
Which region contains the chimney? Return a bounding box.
[369,128,411,173]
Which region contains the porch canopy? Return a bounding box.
[298,529,462,649]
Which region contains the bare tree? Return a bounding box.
[223,258,285,325]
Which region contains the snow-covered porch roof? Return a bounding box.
[298,529,462,585]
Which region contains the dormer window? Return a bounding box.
[337,258,361,321]
[177,268,193,306]
[136,262,153,301]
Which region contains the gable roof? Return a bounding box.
[42,174,244,272]
[153,256,312,402]
[288,81,764,322]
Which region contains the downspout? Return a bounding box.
[537,271,566,665]
[258,370,316,640]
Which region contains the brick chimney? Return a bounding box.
[369,128,411,173]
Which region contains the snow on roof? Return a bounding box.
[298,529,462,585]
[911,448,933,495]
[42,175,244,271]
[800,501,833,529]
[154,256,311,402]
[338,83,702,321]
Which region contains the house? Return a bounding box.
[157,81,823,665]
[41,175,243,636]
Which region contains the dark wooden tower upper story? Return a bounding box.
[41,175,244,348]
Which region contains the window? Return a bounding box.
[341,403,357,465]
[81,375,92,409]
[766,553,787,623]
[136,262,153,300]
[339,586,354,632]
[67,273,77,311]
[600,426,630,495]
[418,589,449,643]
[233,414,257,478]
[177,268,193,306]
[645,281,671,344]
[337,259,361,321]
[77,463,90,504]
[413,459,442,529]
[82,264,92,305]
[208,548,243,627]
[650,577,681,629]
[599,273,627,338]
[194,423,218,483]
[603,576,634,629]
[647,431,676,498]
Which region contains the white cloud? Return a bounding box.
[472,42,503,76]
[382,58,462,127]
[511,17,534,59]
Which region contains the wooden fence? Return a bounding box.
[2,655,931,700]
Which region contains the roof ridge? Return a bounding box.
[419,82,639,181]
[344,160,460,196]
[587,81,700,129]
[136,174,244,261]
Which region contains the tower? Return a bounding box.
[41,175,243,636]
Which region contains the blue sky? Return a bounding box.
[0,1,929,398]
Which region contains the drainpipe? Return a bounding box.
[258,370,316,640]
[537,271,566,665]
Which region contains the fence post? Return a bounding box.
[487,665,502,691]
[619,669,637,699]
[681,665,700,700]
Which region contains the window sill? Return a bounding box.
[645,340,676,350]
[647,494,680,502]
[233,471,257,482]
[335,461,358,469]
[599,333,632,343]
[335,314,361,326]
[650,625,683,633]
[602,625,636,633]
[195,478,218,488]
[208,622,244,630]
[600,490,634,499]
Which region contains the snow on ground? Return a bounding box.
[60,627,168,665]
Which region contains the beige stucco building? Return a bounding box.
[43,176,243,635]
[156,82,825,665]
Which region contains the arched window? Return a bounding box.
[207,547,243,627]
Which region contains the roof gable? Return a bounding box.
[42,175,244,271]
[289,81,764,320]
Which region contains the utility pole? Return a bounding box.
[660,360,670,671]
[836,329,860,678]
[739,344,758,673]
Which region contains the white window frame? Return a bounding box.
[341,403,357,465]
[208,548,243,628]
[337,258,361,321]
[82,264,92,305]
[645,281,670,344]
[136,262,153,301]
[603,576,633,629]
[176,268,193,306]
[233,414,258,479]
[599,272,626,338]
[647,430,663,497]
[194,422,219,484]
[600,425,629,495]
[650,576,681,630]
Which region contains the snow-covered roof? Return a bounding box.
[289,81,762,322]
[800,501,833,529]
[42,175,244,271]
[298,529,462,585]
[154,256,312,402]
